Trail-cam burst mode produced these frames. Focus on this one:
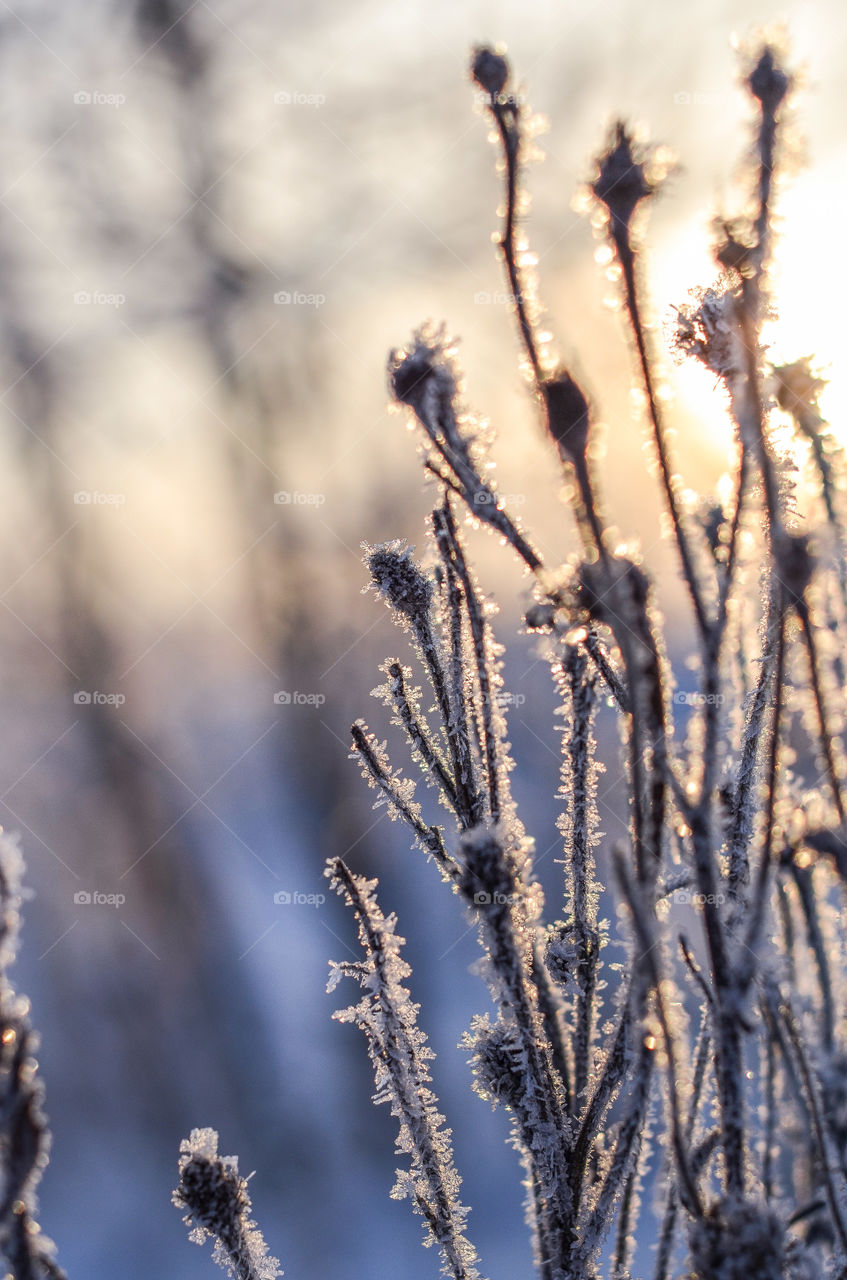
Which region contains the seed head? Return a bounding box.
[690,1199,785,1280]
[748,47,789,114]
[593,123,652,243]
[542,372,591,463]
[366,541,434,624]
[471,46,510,99]
[774,531,813,605]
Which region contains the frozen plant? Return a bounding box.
[173,1127,283,1280]
[0,833,65,1279]
[327,36,847,1280]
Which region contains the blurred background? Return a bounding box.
[0,0,844,1276]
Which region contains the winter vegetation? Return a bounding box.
[323,38,847,1280]
[3,27,847,1280]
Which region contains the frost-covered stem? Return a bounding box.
[557,648,599,1102]
[0,838,65,1280]
[613,1166,638,1280]
[797,601,846,824]
[459,830,573,1272]
[789,860,836,1052]
[727,578,781,905]
[737,605,786,991]
[581,559,666,885]
[763,1010,777,1201]
[786,397,847,611]
[735,302,782,535]
[780,1001,847,1256]
[386,660,461,816]
[350,721,456,877]
[531,944,573,1117]
[583,628,630,713]
[366,539,481,830]
[434,503,505,823]
[614,852,701,1216]
[444,568,484,822]
[749,48,788,286]
[570,994,634,1215]
[329,860,483,1280]
[679,935,715,1015]
[581,1041,654,1273]
[400,374,541,572]
[653,1015,711,1280]
[718,444,748,622]
[689,809,747,1198]
[697,446,749,811]
[619,246,709,639]
[415,607,476,810]
[471,48,543,386]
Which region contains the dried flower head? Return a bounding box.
[365,540,434,624]
[689,1199,785,1280]
[773,359,826,416]
[469,1016,525,1111]
[388,327,458,423]
[748,46,790,113]
[542,372,591,463]
[673,286,744,381]
[173,1128,282,1280]
[471,46,510,99]
[593,123,652,242]
[774,531,814,605]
